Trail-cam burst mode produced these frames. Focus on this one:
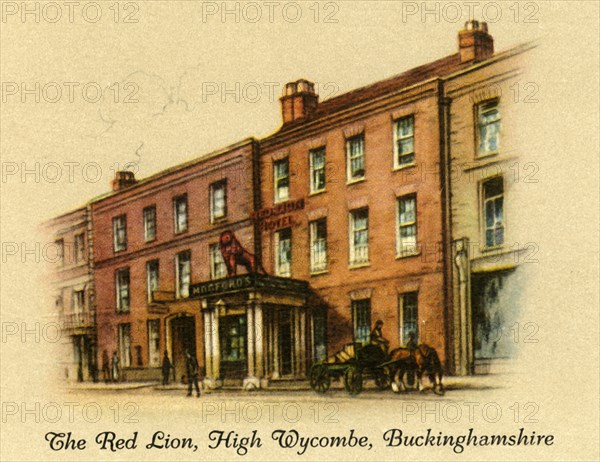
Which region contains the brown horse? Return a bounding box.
[388,344,444,395]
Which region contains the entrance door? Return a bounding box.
[278,310,293,376]
[73,336,84,382]
[219,315,247,380]
[170,316,196,381]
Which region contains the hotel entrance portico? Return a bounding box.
[191,274,312,390]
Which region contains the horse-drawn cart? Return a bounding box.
[309,343,392,395]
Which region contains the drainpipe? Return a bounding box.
[437,79,455,375]
[251,139,263,271]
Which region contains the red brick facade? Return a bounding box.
[48,21,532,384]
[92,140,256,380]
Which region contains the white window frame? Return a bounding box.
[55,239,65,266]
[273,158,290,204]
[396,194,418,256]
[210,180,227,223]
[399,292,418,346]
[176,251,191,298]
[74,233,85,263]
[275,228,292,277]
[352,298,371,345]
[143,206,157,242]
[73,289,85,314]
[477,99,501,157]
[393,115,415,169]
[173,195,188,234]
[112,215,127,252]
[116,268,130,313]
[146,260,159,303]
[309,147,326,193]
[346,134,365,182]
[118,323,131,368]
[349,209,369,266]
[147,320,160,367]
[310,219,328,273]
[482,176,505,248]
[210,243,227,280]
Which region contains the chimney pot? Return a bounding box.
[112,171,137,191]
[279,79,319,125]
[458,20,494,63]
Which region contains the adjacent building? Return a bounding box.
[444,22,534,374]
[45,206,96,382]
[47,21,534,384]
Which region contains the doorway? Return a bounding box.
[278,310,293,376]
[170,316,196,381]
[219,315,247,380]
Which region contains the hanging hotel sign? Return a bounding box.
[190,273,309,298]
[251,198,305,232]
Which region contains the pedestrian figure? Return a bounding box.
[111,351,120,383]
[185,350,201,397]
[161,351,172,386]
[101,350,110,383]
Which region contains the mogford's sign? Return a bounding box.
[190,274,309,298]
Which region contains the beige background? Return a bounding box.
[1,1,598,460]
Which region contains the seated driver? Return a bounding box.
[370,320,390,353]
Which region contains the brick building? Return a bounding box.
[49,21,533,385]
[91,140,257,382]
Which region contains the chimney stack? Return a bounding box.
[279,79,319,124]
[458,20,494,63]
[112,171,137,191]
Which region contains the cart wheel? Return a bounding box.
[344,366,363,395]
[309,364,331,394]
[375,366,391,390]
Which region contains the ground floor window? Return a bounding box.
[148,320,160,367]
[312,309,327,361]
[472,270,518,360]
[220,316,247,363]
[399,292,418,346]
[352,299,371,345]
[118,323,131,368]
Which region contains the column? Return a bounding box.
[211,309,220,381]
[247,304,255,377]
[299,309,306,377]
[293,308,301,377]
[254,302,264,378]
[453,238,472,376]
[203,309,213,379]
[272,310,279,379]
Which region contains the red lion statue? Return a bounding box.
[219,230,264,276]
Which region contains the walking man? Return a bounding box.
[101,350,110,383]
[185,350,201,397]
[161,351,172,386]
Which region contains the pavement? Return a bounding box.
[66,372,505,394]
